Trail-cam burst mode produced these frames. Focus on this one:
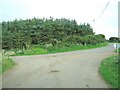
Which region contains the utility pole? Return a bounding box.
[92,0,110,34]
[93,19,95,33]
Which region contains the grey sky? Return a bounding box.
[0,0,118,39]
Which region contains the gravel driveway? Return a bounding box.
[2,44,115,88]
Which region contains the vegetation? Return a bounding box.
[99,55,119,88]
[115,48,120,53]
[0,61,1,74]
[109,37,120,43]
[0,57,15,73]
[2,17,106,53]
[44,42,108,54]
[6,42,108,56]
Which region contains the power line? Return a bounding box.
[92,0,110,32]
[96,0,110,20]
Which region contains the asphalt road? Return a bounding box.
[2,44,115,88]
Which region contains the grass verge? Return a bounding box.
[47,42,108,53]
[0,57,15,74]
[7,42,108,56]
[99,55,119,88]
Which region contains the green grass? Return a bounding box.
[47,42,108,53]
[0,57,15,73]
[14,47,48,56]
[99,55,119,88]
[115,48,120,53]
[0,63,1,74]
[7,42,108,56]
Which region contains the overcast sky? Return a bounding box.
[0,0,118,39]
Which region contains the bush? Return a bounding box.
[2,18,95,50]
[82,35,105,45]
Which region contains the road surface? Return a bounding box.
[2,44,115,88]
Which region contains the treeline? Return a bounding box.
[109,37,120,43]
[2,17,106,50]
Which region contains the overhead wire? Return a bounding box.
[92,0,110,32]
[96,0,110,21]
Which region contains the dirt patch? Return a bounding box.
[50,70,60,73]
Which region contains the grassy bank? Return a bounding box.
[0,57,15,74]
[99,55,119,88]
[6,42,108,56]
[46,42,108,53]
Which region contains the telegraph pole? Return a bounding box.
[92,0,110,34]
[93,19,95,33]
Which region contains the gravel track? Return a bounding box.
[2,44,115,88]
